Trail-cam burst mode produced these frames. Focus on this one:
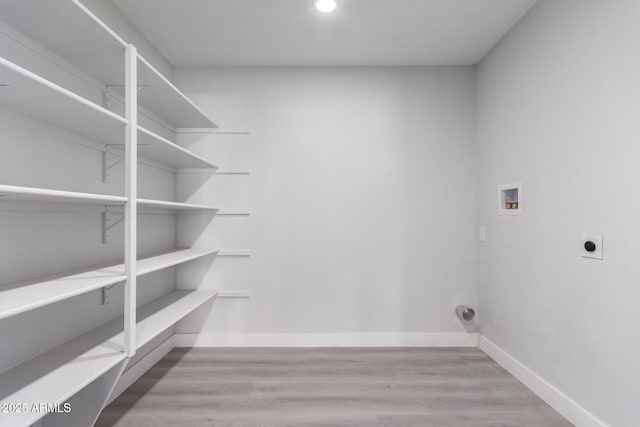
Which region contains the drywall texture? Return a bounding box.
[476,0,640,425]
[174,67,478,340]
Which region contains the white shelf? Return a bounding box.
[134,290,218,349]
[0,330,126,427]
[137,198,218,211]
[0,1,215,129]
[0,290,216,427]
[0,266,127,321]
[0,56,127,146]
[137,249,219,276]
[0,184,127,205]
[138,126,217,169]
[0,2,220,422]
[82,290,218,352]
[0,0,127,90]
[0,249,217,321]
[0,185,218,211]
[136,55,216,128]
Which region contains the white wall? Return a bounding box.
[476,1,640,426]
[174,67,478,345]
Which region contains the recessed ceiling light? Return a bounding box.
[313,0,336,13]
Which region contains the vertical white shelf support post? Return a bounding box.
[124,44,138,357]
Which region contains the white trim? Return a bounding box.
[175,332,478,348]
[479,336,608,427]
[107,336,175,405]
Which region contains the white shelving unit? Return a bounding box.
[0,249,218,321]
[0,0,216,128]
[0,267,128,322]
[0,184,128,205]
[135,55,216,128]
[0,0,127,93]
[0,54,215,174]
[0,56,127,146]
[138,126,217,169]
[137,198,218,212]
[134,290,219,349]
[136,249,219,276]
[0,185,219,211]
[0,1,226,426]
[0,289,217,427]
[0,333,126,427]
[0,0,217,167]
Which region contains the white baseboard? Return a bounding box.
[479,336,608,427]
[106,336,176,405]
[174,332,478,348]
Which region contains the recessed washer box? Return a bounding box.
[498,182,522,215]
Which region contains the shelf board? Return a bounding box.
[74,290,218,353]
[135,290,218,349]
[0,56,127,146]
[135,55,216,128]
[137,249,219,276]
[0,0,127,90]
[138,126,217,169]
[0,1,215,129]
[137,198,218,211]
[0,249,217,321]
[0,290,216,427]
[0,185,218,211]
[0,267,126,322]
[0,330,126,427]
[0,184,127,205]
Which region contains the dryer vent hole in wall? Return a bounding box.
[456,305,476,321]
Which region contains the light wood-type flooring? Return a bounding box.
[97,347,572,427]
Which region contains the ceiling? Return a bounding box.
[112,0,538,67]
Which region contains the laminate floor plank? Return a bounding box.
[97,348,573,427]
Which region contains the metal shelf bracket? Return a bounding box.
[103,145,120,183]
[103,205,124,244]
[101,283,120,305]
[103,144,148,183]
